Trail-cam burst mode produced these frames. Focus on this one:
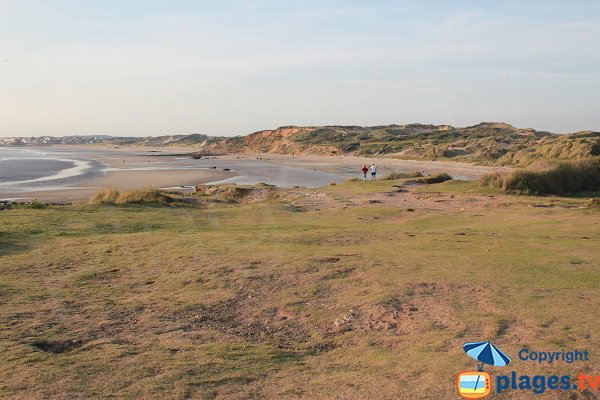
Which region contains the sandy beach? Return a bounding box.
[72,149,235,192]
[1,147,234,201]
[5,170,233,202]
[1,145,509,202]
[215,153,510,179]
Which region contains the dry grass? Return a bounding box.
[115,189,174,205]
[382,171,423,180]
[479,171,504,188]
[480,158,600,195]
[89,188,120,204]
[417,172,453,184]
[1,182,599,399]
[89,188,175,205]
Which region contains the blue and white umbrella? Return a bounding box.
[463,341,511,370]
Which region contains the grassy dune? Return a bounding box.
[480,158,600,195]
[0,181,599,399]
[194,123,600,165]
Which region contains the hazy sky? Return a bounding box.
[1,0,599,137]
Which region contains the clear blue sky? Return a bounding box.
[1,0,599,136]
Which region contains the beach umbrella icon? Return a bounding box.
[463,341,511,371]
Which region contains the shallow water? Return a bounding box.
[0,147,350,197]
[0,147,106,194]
[0,146,474,198]
[193,158,347,187]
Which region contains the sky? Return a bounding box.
[1,0,599,137]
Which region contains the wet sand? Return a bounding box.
[2,147,235,201]
[5,169,234,202]
[213,153,510,181]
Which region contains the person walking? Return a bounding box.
[370,164,377,180]
[361,165,369,180]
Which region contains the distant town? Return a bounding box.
[0,135,114,145]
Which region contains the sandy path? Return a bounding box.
[282,183,516,213]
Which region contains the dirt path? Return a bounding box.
[282,183,517,213]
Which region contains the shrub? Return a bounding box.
[418,173,453,184]
[89,189,120,205]
[89,189,175,205]
[115,189,174,205]
[480,158,600,195]
[12,200,48,209]
[30,200,47,209]
[382,171,423,180]
[479,172,504,188]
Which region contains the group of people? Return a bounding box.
[361,164,377,180]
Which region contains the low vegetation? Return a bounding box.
[480,158,600,195]
[1,181,598,399]
[7,199,48,210]
[382,171,423,180]
[89,188,120,204]
[417,172,453,184]
[89,188,177,205]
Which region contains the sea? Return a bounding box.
[0,147,106,196]
[0,146,351,198]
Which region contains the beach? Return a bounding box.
[218,153,510,180]
[0,147,233,201]
[0,145,509,201]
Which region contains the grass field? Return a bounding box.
[0,180,599,399]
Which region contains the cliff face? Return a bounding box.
[189,123,600,165]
